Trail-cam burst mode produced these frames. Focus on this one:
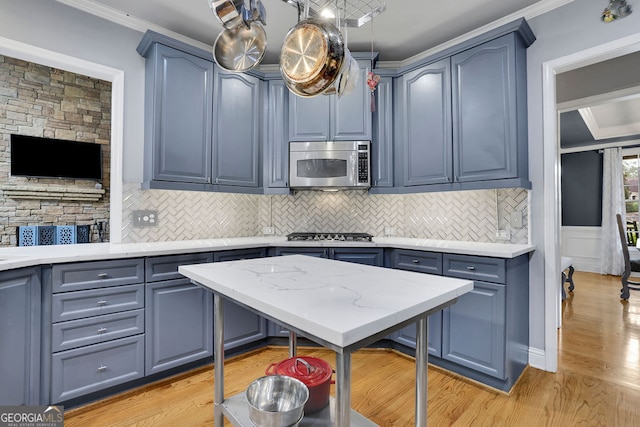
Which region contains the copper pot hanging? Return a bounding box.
[279,18,346,98]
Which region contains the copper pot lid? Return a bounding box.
[280,21,329,84]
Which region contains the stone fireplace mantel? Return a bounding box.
[1,184,105,202]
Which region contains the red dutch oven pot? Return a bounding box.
[266,356,334,414]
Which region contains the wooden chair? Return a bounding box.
[615,214,640,300]
[561,256,574,300]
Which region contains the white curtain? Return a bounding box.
[601,147,625,275]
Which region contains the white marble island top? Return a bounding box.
[179,255,474,349]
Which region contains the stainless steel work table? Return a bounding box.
[179,255,473,426]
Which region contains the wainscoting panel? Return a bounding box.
[561,226,602,273]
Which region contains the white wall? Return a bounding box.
[527,2,640,369]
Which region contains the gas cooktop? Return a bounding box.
[286,232,373,242]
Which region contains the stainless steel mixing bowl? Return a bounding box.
[246,375,309,427]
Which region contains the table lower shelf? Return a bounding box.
[220,393,378,426]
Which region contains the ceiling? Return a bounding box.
[55,0,568,65]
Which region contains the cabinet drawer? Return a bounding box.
[52,284,144,323]
[443,254,506,284]
[391,250,443,274]
[52,309,144,352]
[146,253,213,283]
[52,259,145,293]
[51,335,144,403]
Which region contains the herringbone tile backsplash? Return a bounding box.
[121,184,528,244]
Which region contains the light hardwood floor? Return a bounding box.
[65,271,640,426]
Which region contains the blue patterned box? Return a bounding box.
[37,226,56,245]
[18,226,38,246]
[56,226,77,245]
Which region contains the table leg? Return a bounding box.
[289,330,297,357]
[415,316,428,427]
[214,294,225,427]
[335,351,352,427]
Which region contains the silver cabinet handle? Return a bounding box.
[97,327,107,334]
[97,365,107,372]
[97,272,108,278]
[97,300,107,306]
[466,266,476,271]
[412,259,420,264]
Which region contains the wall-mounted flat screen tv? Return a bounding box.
[10,134,103,181]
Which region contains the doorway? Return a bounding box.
[543,33,640,373]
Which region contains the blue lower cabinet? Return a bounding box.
[272,247,384,266]
[0,267,41,405]
[442,281,506,378]
[387,249,529,392]
[214,249,268,350]
[51,335,145,403]
[394,312,442,358]
[145,279,213,375]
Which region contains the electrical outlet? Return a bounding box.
[384,227,397,236]
[262,226,275,235]
[133,210,158,227]
[496,229,511,240]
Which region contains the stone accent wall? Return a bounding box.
[0,55,111,246]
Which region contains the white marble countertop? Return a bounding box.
[0,236,535,272]
[179,255,474,348]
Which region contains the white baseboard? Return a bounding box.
[528,347,549,371]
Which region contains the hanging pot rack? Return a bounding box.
[281,0,386,27]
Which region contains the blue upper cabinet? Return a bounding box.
[372,19,534,195]
[137,30,262,194]
[452,33,528,185]
[396,58,453,187]
[371,75,394,188]
[264,79,290,192]
[289,56,373,142]
[142,42,213,187]
[213,69,261,188]
[289,92,331,141]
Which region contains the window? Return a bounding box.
[622,149,640,245]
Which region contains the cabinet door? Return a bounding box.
[399,58,452,186]
[331,248,384,266]
[151,44,213,184]
[372,76,393,188]
[0,268,41,405]
[452,34,518,182]
[214,249,267,350]
[289,94,331,141]
[145,278,213,375]
[394,312,442,357]
[265,79,290,189]
[213,69,260,187]
[332,59,372,141]
[442,281,506,379]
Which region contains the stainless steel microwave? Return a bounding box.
[289,141,371,190]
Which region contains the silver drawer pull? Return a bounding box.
[97,327,107,334]
[97,365,107,372]
[466,266,476,271]
[412,259,420,264]
[97,272,108,278]
[97,300,107,306]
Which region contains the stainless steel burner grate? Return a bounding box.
[287,232,373,242]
